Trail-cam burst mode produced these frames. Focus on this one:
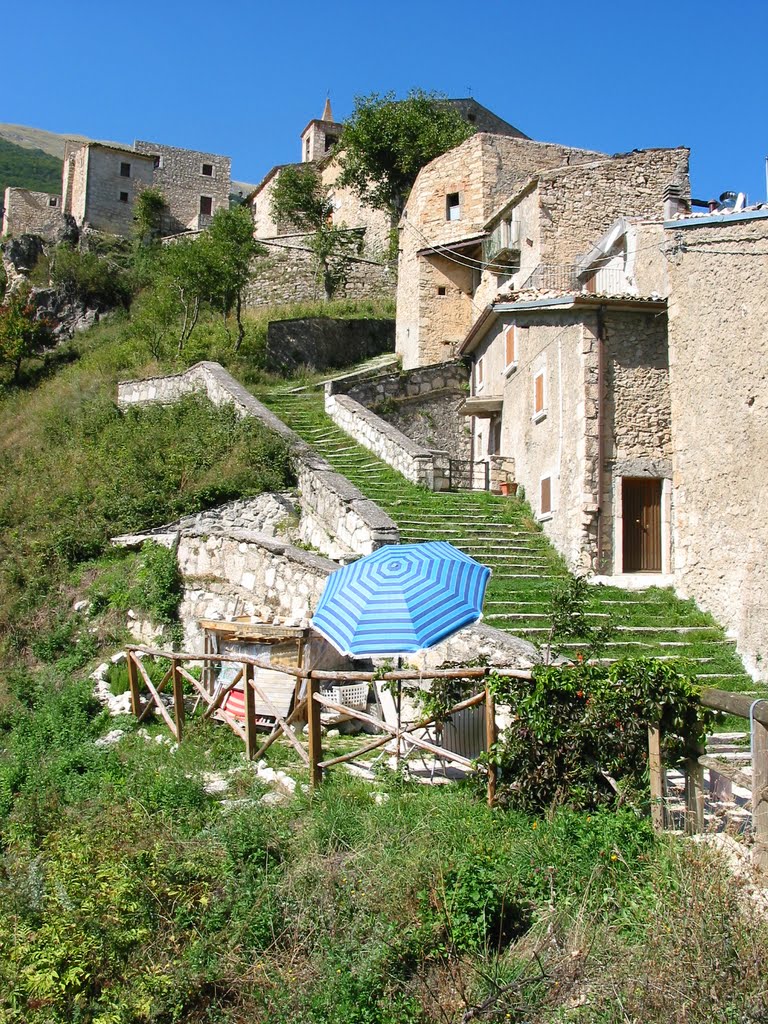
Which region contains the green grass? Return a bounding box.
[0,677,765,1024]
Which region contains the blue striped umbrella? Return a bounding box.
[310,541,491,657]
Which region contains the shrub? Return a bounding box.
[486,658,713,812]
[50,242,132,309]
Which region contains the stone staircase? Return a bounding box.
[257,385,758,695]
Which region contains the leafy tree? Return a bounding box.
[270,165,362,300]
[337,89,476,223]
[160,236,219,353]
[133,187,167,245]
[0,285,51,382]
[205,206,265,350]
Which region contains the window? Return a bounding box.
[437,286,447,296]
[48,196,58,207]
[476,357,485,392]
[119,191,129,203]
[199,195,213,216]
[153,155,163,169]
[120,162,131,177]
[504,326,517,371]
[488,417,501,456]
[533,369,546,422]
[446,192,461,221]
[324,134,338,152]
[540,476,552,518]
[201,163,213,176]
[305,137,310,160]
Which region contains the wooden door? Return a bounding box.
[622,478,662,572]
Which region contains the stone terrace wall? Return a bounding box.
[340,360,471,460]
[325,390,450,491]
[265,317,394,374]
[244,235,395,308]
[117,361,399,560]
[177,531,333,650]
[2,188,64,238]
[666,213,768,680]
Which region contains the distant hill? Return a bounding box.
[0,122,93,159]
[0,137,62,201]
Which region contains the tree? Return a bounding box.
[133,188,167,245]
[204,206,265,350]
[337,90,476,224]
[0,285,51,382]
[270,165,362,300]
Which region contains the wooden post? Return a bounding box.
[753,718,768,874]
[127,652,141,717]
[243,663,257,760]
[307,675,323,789]
[485,682,497,808]
[648,724,665,831]
[684,739,705,835]
[171,658,185,743]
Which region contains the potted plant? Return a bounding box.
[499,480,518,497]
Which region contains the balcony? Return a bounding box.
[519,263,629,296]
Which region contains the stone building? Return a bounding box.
[133,140,231,233]
[4,137,232,239]
[664,207,768,679]
[459,293,671,576]
[397,141,690,369]
[62,141,156,235]
[395,134,606,369]
[2,187,64,238]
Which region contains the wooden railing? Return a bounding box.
[123,645,768,867]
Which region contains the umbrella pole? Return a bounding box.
[395,678,402,770]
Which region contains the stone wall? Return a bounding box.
[325,389,450,490]
[117,360,400,560]
[265,317,395,374]
[600,308,672,573]
[337,360,471,460]
[244,235,395,308]
[134,140,230,234]
[535,149,690,265]
[2,187,63,238]
[666,212,768,679]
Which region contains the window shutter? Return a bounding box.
[540,477,552,515]
[534,372,544,414]
[505,327,516,366]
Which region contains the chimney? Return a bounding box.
[663,183,688,221]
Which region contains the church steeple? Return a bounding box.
[321,97,334,122]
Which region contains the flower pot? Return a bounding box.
[500,481,518,497]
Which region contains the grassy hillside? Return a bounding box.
[0,137,62,202]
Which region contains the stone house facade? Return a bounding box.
[397,142,689,370]
[664,208,768,679]
[459,295,671,574]
[395,134,608,369]
[133,141,231,233]
[62,141,156,236]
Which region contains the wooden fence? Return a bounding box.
[123,645,768,868]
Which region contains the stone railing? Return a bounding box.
[325,389,450,491]
[117,361,399,559]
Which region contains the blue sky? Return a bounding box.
[6,0,767,202]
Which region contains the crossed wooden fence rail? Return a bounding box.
[124,645,768,869]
